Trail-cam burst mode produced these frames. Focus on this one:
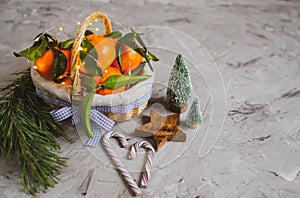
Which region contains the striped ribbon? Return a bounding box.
[36,88,152,147]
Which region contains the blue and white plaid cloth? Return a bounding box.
[36,88,152,147]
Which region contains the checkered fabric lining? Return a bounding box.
[36,88,152,147]
[50,106,72,122]
[95,89,152,113]
[90,109,115,131]
[36,88,152,113]
[85,124,103,147]
[36,88,70,107]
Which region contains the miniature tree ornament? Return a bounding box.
[186,96,203,129]
[166,54,192,113]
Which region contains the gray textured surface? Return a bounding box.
[0,0,300,197]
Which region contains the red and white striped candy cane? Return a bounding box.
[102,131,141,196]
[129,140,155,188]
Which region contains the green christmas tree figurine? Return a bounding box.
[167,54,192,113]
[186,96,203,129]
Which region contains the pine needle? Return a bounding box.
[0,68,69,194]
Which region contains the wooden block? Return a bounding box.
[169,104,188,113]
[135,126,155,138]
[134,110,187,151]
[152,136,168,151]
[171,130,186,142]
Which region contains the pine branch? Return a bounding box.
[0,68,69,194]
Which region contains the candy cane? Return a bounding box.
[129,141,155,188]
[102,131,141,196]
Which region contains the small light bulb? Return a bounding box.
[59,27,63,31]
[77,21,81,25]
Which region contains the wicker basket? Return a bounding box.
[31,11,154,121]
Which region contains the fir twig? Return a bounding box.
[0,68,69,194]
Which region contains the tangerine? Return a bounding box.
[60,77,71,85]
[96,65,122,84]
[95,65,126,95]
[34,49,53,79]
[59,49,71,78]
[34,47,71,80]
[112,45,143,73]
[86,34,116,71]
[97,86,126,95]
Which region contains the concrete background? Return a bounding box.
[0,0,300,197]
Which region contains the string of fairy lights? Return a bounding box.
[35,18,126,45]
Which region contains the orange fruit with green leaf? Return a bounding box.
[33,49,53,79]
[14,30,158,97]
[95,65,126,95]
[34,47,71,80]
[86,34,116,71]
[112,44,143,73]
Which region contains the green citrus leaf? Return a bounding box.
[131,28,146,49]
[120,36,147,61]
[116,41,122,72]
[43,33,58,47]
[33,33,58,48]
[80,39,94,60]
[147,51,159,61]
[120,32,135,42]
[101,75,151,90]
[119,31,156,71]
[130,29,159,63]
[116,30,158,72]
[108,31,122,38]
[13,37,48,61]
[128,62,146,76]
[33,32,44,41]
[119,32,137,50]
[81,75,96,92]
[52,48,67,80]
[58,39,74,50]
[78,92,95,138]
[133,47,153,71]
[84,30,94,36]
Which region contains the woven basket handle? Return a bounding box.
[70,11,112,98]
